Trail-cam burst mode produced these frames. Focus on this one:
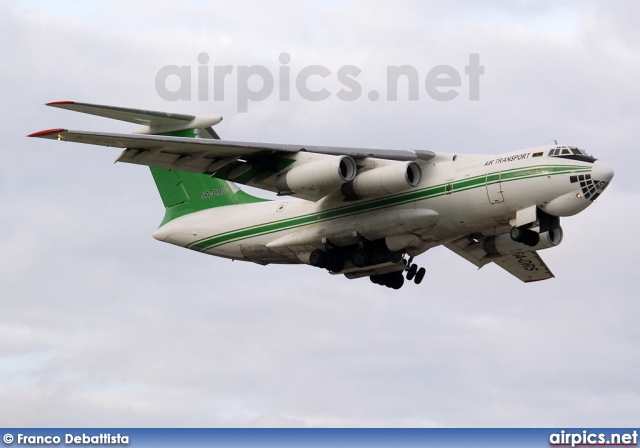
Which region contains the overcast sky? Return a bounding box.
[1,0,639,427]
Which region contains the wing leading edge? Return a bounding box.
[28,126,435,201]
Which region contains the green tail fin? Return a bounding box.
[149,129,267,226]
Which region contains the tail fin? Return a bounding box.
[150,167,266,226]
[150,129,267,226]
[42,102,263,225]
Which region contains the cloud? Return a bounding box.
[1,0,638,428]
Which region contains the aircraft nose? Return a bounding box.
[591,160,614,183]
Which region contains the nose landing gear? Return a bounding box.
[510,226,540,246]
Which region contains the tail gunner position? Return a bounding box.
[29,102,614,290]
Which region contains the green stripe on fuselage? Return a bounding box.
[187,164,590,251]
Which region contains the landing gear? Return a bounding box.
[406,263,418,281]
[309,248,345,272]
[370,271,405,290]
[404,256,426,285]
[309,237,426,289]
[404,263,426,285]
[309,239,398,274]
[350,238,400,268]
[351,247,373,268]
[325,250,345,272]
[510,226,540,247]
[309,249,327,268]
[404,263,425,284]
[369,262,427,290]
[414,267,426,284]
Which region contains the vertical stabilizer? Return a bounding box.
[149,129,267,226]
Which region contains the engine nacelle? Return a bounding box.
[275,155,356,194]
[483,227,563,256]
[341,161,422,200]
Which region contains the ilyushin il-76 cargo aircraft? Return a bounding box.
[29,101,614,289]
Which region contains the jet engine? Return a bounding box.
[275,155,357,194]
[483,227,563,256]
[341,161,422,200]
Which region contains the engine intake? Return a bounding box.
[275,155,356,194]
[341,161,422,200]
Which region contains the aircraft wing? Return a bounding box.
[29,101,436,201]
[28,128,433,200]
[490,250,554,282]
[445,236,555,283]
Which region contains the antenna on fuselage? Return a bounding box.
[553,139,558,145]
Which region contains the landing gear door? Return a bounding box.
[486,172,504,204]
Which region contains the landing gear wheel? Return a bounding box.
[406,264,418,281]
[326,250,345,272]
[510,226,540,247]
[379,272,404,289]
[309,249,327,268]
[510,226,524,242]
[389,251,403,264]
[390,274,405,290]
[523,231,540,247]
[414,267,426,284]
[351,249,372,268]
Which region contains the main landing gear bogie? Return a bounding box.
[309,241,426,290]
[370,272,405,290]
[309,248,344,272]
[310,237,402,273]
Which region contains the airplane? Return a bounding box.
[28,101,614,289]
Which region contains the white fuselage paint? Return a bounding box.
[152,145,613,271]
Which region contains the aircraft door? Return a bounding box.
[486,172,504,204]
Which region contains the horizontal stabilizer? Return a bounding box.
[47,101,198,125]
[46,101,222,138]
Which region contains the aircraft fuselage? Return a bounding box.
[152,145,613,279]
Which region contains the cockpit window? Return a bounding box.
[548,146,590,157]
